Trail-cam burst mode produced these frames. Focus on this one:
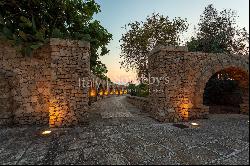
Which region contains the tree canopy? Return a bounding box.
[120,13,188,79]
[187,4,249,55]
[187,4,249,103]
[0,0,112,78]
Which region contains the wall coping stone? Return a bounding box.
[149,45,188,57]
[127,95,148,101]
[49,38,90,48]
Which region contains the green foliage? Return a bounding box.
[120,13,188,78]
[187,4,249,55]
[86,20,112,72]
[127,83,149,97]
[92,60,110,81]
[136,83,149,97]
[127,83,137,96]
[0,0,112,79]
[188,4,249,100]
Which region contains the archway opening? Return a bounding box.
[203,67,249,114]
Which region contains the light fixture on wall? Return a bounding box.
[99,89,104,96]
[104,89,109,95]
[89,87,97,97]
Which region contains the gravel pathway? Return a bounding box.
[0,96,249,165]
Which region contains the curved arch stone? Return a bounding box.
[148,46,249,122]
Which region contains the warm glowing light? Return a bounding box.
[89,88,97,97]
[179,97,193,120]
[42,130,51,135]
[49,99,64,127]
[123,90,127,94]
[115,89,119,95]
[119,90,123,95]
[180,103,189,119]
[191,122,199,126]
[49,98,69,127]
[104,90,109,95]
[99,89,104,96]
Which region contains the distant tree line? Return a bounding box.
[121,4,249,98]
[120,4,249,80]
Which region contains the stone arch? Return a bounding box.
[148,46,249,122]
[190,55,249,118]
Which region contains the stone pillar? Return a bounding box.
[49,39,90,127]
[148,46,189,122]
[148,45,249,122]
[0,73,13,125]
[240,87,249,115]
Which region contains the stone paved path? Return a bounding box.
[0,96,249,165]
[87,96,157,126]
[98,96,133,118]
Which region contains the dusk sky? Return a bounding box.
[94,0,249,84]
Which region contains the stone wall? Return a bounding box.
[0,72,13,125]
[148,45,249,122]
[0,38,90,127]
[0,42,52,126]
[126,95,149,112]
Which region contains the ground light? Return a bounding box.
[190,122,199,126]
[42,130,52,135]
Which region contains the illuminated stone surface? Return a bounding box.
[0,39,90,127]
[147,46,249,122]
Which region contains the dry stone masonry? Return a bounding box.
[0,38,90,127]
[1,38,249,126]
[126,96,149,112]
[147,45,249,122]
